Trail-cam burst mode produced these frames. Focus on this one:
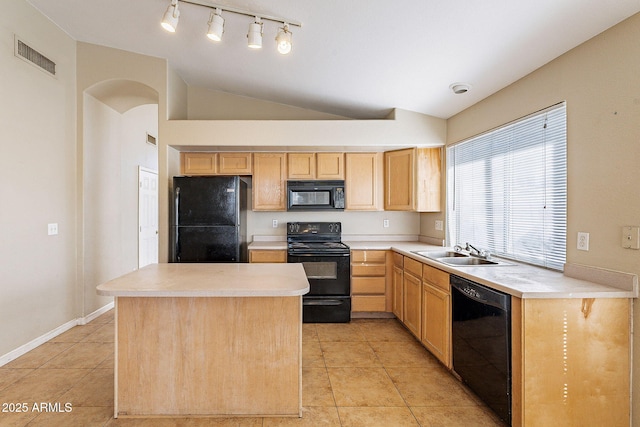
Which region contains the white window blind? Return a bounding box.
[447,103,567,270]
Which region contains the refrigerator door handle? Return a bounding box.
[174,187,180,225]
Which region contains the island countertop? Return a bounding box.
[96,263,309,297]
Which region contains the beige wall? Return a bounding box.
[82,95,158,313]
[446,12,640,423]
[0,1,77,356]
[187,86,351,120]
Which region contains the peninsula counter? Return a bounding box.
[97,263,309,419]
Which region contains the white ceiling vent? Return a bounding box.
[14,36,56,77]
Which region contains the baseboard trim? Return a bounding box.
[0,302,114,367]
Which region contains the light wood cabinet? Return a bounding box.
[345,153,383,211]
[252,153,287,211]
[402,256,422,338]
[249,249,287,263]
[181,152,217,175]
[181,152,253,175]
[351,250,387,312]
[218,152,252,174]
[287,153,316,179]
[384,147,441,212]
[316,153,344,179]
[511,297,631,427]
[392,265,404,321]
[287,152,345,180]
[421,264,450,368]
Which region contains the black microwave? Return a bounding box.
[287,180,345,211]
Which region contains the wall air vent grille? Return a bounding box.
[14,37,56,76]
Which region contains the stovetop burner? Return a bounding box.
[287,222,349,254]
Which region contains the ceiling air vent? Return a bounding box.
[14,36,56,77]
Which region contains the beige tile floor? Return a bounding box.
[0,310,505,426]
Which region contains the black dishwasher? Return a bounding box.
[451,275,511,426]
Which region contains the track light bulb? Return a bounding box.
[161,0,180,33]
[247,17,263,49]
[207,9,224,41]
[276,24,292,54]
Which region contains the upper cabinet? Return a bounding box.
[345,153,383,211]
[181,152,252,175]
[316,153,344,179]
[287,153,316,179]
[218,152,252,175]
[253,153,287,211]
[384,147,441,212]
[287,153,344,180]
[181,152,217,175]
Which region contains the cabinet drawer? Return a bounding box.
[351,264,386,277]
[249,250,287,263]
[422,264,450,291]
[404,256,422,277]
[352,295,386,312]
[351,250,386,263]
[352,277,386,294]
[393,252,404,267]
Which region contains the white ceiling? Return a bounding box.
[28,0,640,119]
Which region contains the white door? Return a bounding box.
[138,167,158,268]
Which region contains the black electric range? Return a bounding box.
[287,222,351,323]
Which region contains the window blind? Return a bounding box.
[447,103,567,270]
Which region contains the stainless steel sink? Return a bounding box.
[435,257,499,266]
[412,250,468,259]
[411,250,510,266]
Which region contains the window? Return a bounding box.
[447,103,567,270]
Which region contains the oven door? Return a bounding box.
[287,253,350,296]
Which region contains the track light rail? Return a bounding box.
[180,0,302,27]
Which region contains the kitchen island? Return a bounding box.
[96,263,309,419]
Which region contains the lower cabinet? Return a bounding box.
[395,253,450,367]
[421,263,451,368]
[248,249,287,263]
[351,250,388,312]
[402,257,423,338]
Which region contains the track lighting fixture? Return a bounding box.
[161,0,180,33]
[247,17,263,49]
[276,24,292,54]
[206,8,224,41]
[161,1,301,54]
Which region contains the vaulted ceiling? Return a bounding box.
[28,0,640,119]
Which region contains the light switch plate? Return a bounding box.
[577,232,589,251]
[622,226,640,249]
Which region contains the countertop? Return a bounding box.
[248,239,637,299]
[96,263,310,297]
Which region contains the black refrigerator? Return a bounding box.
[171,176,248,263]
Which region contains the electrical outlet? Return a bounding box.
[577,232,589,251]
[383,219,389,228]
[272,219,278,228]
[48,223,58,236]
[435,220,443,231]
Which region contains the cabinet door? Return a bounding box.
[345,153,382,211]
[249,249,287,263]
[415,147,441,212]
[287,153,315,179]
[253,153,287,211]
[421,282,450,368]
[403,271,422,338]
[316,153,345,179]
[182,152,217,175]
[384,148,414,210]
[392,265,404,321]
[218,152,252,174]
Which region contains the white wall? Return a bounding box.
[82,95,157,313]
[0,1,77,356]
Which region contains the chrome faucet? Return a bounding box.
[465,243,491,259]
